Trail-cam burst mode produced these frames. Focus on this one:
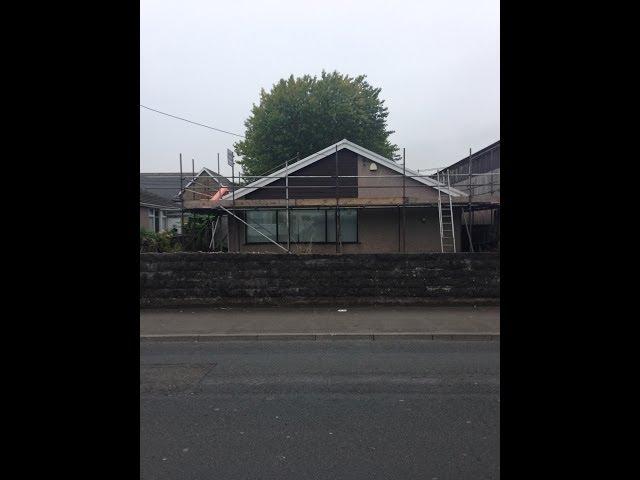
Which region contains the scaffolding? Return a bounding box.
[161,151,499,254]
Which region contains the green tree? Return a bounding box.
[234,71,398,177]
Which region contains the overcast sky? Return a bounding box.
[140,0,499,176]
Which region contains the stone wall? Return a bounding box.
[140,253,499,307]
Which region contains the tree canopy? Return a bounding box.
[234,71,398,178]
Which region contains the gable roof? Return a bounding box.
[140,169,232,201]
[140,187,180,209]
[224,139,467,200]
[181,167,232,194]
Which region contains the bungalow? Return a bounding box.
[140,168,231,234]
[140,188,181,232]
[187,139,470,253]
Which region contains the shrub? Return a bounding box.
[140,228,182,253]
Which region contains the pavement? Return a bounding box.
[141,339,500,480]
[140,305,500,341]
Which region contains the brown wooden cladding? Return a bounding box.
[244,149,358,199]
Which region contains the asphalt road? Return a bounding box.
[141,340,500,479]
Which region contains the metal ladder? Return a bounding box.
[437,171,457,253]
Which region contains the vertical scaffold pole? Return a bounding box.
[285,156,291,252]
[335,145,340,253]
[468,148,473,242]
[402,147,406,253]
[179,153,184,231]
[191,158,195,202]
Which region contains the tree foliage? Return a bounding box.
[234,71,398,177]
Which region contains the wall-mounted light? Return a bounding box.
[369,162,378,171]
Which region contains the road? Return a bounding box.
[141,340,500,479]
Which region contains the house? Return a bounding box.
[435,140,500,251]
[140,168,231,234]
[140,188,181,232]
[178,167,232,203]
[186,139,471,254]
[140,168,231,202]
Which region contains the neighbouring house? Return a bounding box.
[140,188,181,233]
[140,168,231,235]
[140,168,231,202]
[178,167,232,202]
[435,141,500,251]
[183,139,472,254]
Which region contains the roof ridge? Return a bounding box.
[224,139,467,199]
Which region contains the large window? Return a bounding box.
[245,210,278,242]
[245,209,358,244]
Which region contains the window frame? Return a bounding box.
[148,208,159,233]
[244,208,359,245]
[245,210,279,243]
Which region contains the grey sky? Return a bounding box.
[140,0,499,176]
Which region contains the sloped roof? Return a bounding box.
[436,140,500,176]
[140,169,232,201]
[224,139,468,200]
[182,167,232,193]
[139,173,183,201]
[140,187,180,209]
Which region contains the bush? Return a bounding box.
[181,214,219,251]
[140,228,182,253]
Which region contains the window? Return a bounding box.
[245,209,358,244]
[166,216,181,233]
[327,209,358,242]
[148,208,160,233]
[246,210,277,243]
[278,210,326,243]
[161,211,167,231]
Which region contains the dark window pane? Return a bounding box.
[340,209,357,242]
[277,211,290,242]
[277,210,326,243]
[293,210,325,243]
[246,210,277,243]
[327,210,336,242]
[327,209,357,242]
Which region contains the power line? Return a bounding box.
[139,104,245,138]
